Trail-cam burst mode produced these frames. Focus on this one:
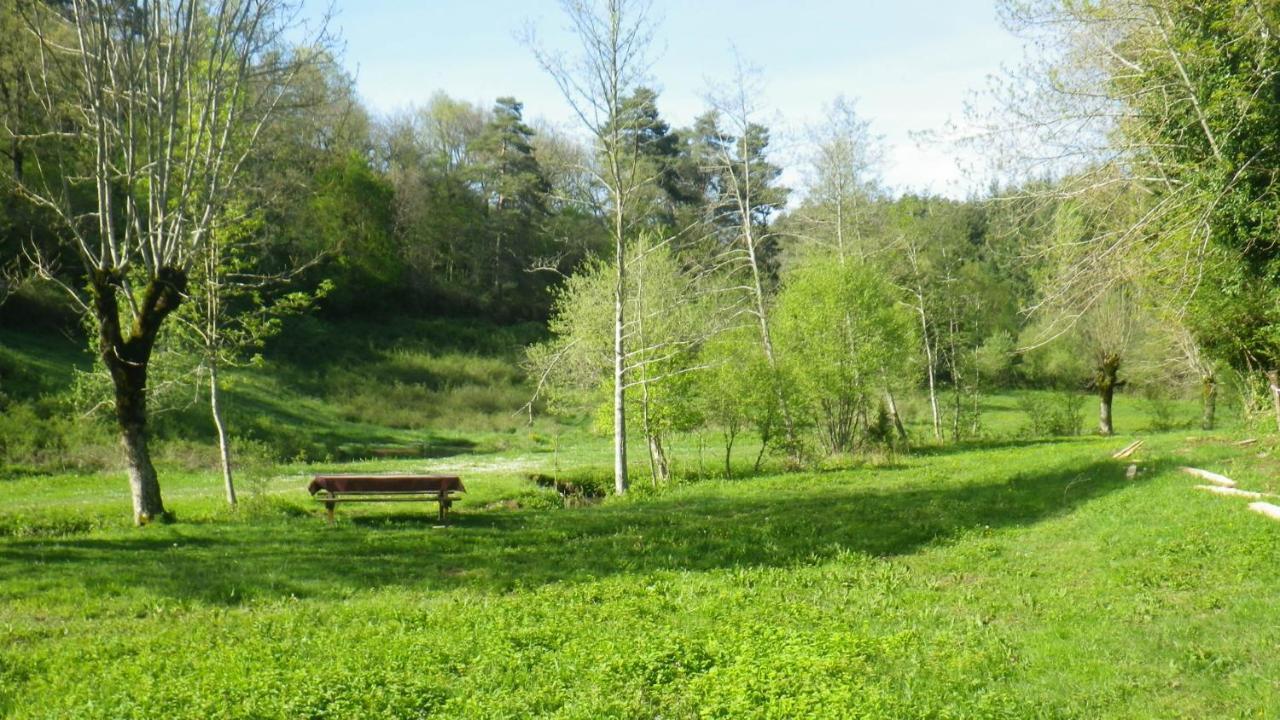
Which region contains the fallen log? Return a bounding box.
[1234,438,1258,446]
[1180,467,1236,487]
[1112,440,1144,459]
[1247,502,1280,522]
[1194,485,1266,499]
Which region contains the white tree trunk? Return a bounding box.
[920,308,941,440]
[209,362,236,506]
[613,205,628,495]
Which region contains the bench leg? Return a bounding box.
[325,501,335,526]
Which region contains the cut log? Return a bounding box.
[1234,438,1258,446]
[1247,502,1280,522]
[1194,485,1266,499]
[1112,440,1144,459]
[1125,464,1138,480]
[1180,467,1236,487]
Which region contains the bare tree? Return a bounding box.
[17,1,330,523]
[794,96,883,265]
[527,0,658,495]
[705,60,799,459]
[1077,288,1144,436]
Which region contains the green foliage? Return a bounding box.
[1016,391,1086,437]
[695,325,779,474]
[975,330,1018,387]
[774,257,916,454]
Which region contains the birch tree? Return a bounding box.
[16,1,329,523]
[528,0,658,494]
[792,97,882,265]
[705,62,798,459]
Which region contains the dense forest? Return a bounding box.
[1,0,1279,521]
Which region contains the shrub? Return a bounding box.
[1018,391,1085,437]
[0,401,118,473]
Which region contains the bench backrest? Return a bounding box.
[308,474,465,495]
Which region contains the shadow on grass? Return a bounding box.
[906,436,1094,459]
[0,456,1164,605]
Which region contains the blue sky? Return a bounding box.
[313,1,1023,197]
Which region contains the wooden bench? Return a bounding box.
[307,474,465,525]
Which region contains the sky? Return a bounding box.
[311,0,1025,198]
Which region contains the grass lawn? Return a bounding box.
[3,429,1280,718]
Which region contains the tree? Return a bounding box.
[16,1,330,524]
[696,326,762,477]
[989,0,1280,432]
[881,197,1001,442]
[527,233,739,486]
[1078,288,1144,436]
[705,61,797,459]
[774,257,916,456]
[790,97,882,265]
[528,0,659,494]
[173,205,329,506]
[468,97,550,307]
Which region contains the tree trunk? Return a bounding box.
[612,205,628,495]
[1267,369,1280,434]
[649,433,670,484]
[917,303,941,441]
[210,362,236,506]
[120,422,163,523]
[745,243,798,460]
[1097,353,1120,436]
[723,430,735,479]
[1200,373,1217,431]
[91,268,186,524]
[753,414,771,473]
[885,390,908,444]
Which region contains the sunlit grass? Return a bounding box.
[3,432,1280,717]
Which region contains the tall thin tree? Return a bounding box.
[527,0,658,494]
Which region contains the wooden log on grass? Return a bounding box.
[1247,502,1280,522]
[1194,485,1267,500]
[1180,467,1236,487]
[1112,440,1144,459]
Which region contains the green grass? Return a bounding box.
[3,431,1280,718]
[3,320,1277,717]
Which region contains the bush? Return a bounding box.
[1138,386,1185,432]
[1018,391,1085,437]
[0,401,118,473]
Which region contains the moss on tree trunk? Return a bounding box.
[1096,353,1120,436]
[91,267,187,525]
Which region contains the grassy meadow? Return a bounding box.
[2,323,1279,718]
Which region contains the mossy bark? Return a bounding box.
[1096,353,1120,436]
[1201,374,1217,431]
[1267,369,1280,434]
[90,267,187,525]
